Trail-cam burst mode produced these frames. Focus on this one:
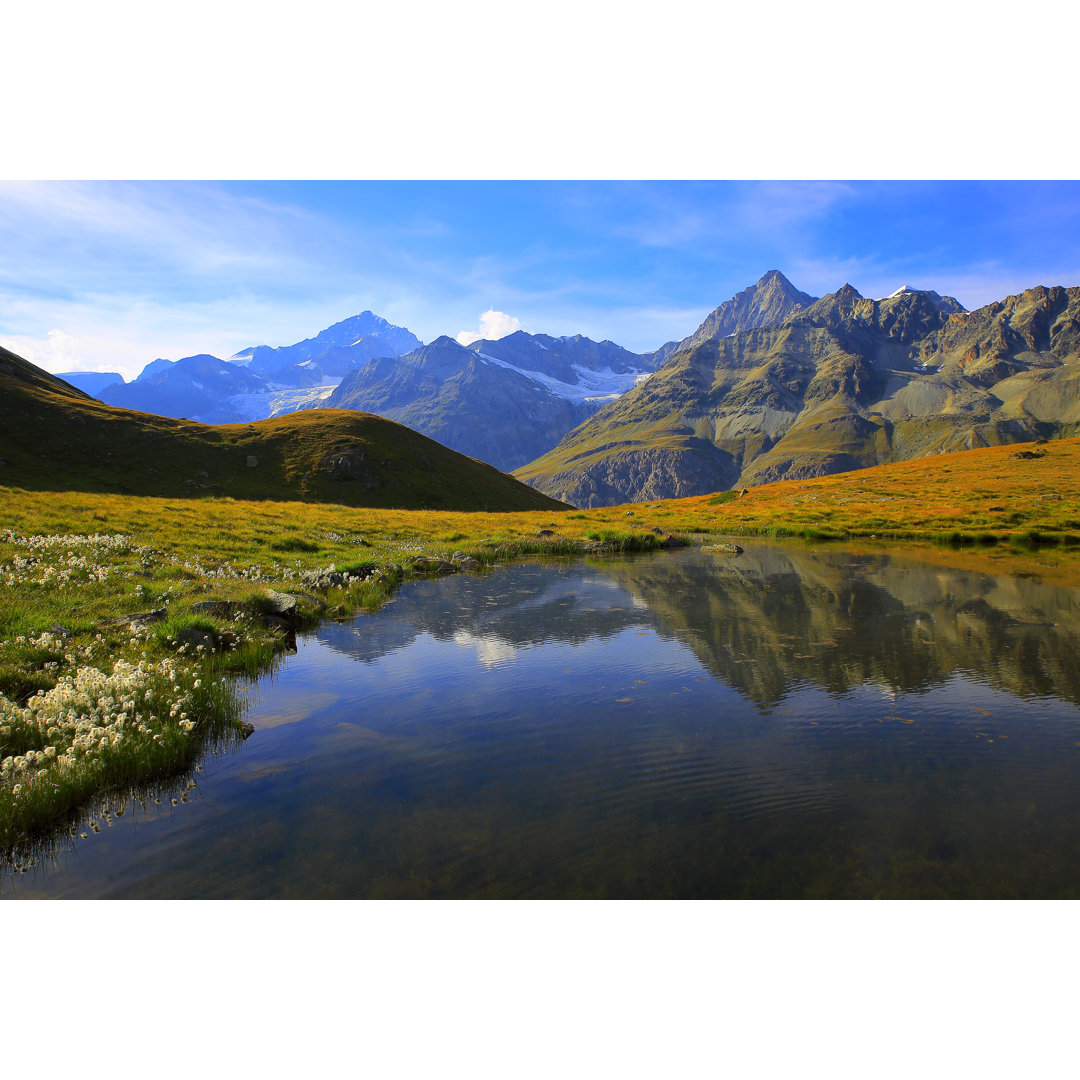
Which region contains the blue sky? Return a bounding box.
[2,180,1078,381]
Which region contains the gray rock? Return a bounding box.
[191,600,242,619]
[302,569,344,590]
[410,557,458,574]
[174,627,219,652]
[264,589,298,617]
[102,608,167,627]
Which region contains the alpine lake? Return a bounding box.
[8,538,1080,900]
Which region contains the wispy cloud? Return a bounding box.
[3,180,1077,379]
[0,181,318,287]
[733,181,858,231]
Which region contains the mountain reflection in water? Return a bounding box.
[10,542,1080,899]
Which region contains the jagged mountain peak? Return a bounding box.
[649,271,819,364]
[426,335,474,351]
[755,268,803,292]
[230,312,422,376]
[881,284,967,314]
[517,277,1080,508]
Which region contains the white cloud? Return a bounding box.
[455,309,523,345]
[4,329,88,371]
[452,631,517,669]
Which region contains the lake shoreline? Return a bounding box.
[5,461,1080,868]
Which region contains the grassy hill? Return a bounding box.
[0,344,567,512]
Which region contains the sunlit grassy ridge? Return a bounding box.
[685,436,1080,546]
[4,433,1080,860]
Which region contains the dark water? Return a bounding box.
[9,541,1080,899]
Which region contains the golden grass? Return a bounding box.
[683,437,1080,540]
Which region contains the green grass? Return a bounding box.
[269,537,321,553]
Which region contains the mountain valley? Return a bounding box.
[36,269,1080,509]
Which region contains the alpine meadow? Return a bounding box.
[5,180,1080,901]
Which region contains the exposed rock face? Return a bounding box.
[320,444,388,486]
[647,270,818,365]
[517,280,1080,507]
[532,441,739,508]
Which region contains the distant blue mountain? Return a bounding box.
[326,332,661,470]
[92,313,424,423]
[56,371,126,396]
[98,354,267,423]
[231,311,421,380]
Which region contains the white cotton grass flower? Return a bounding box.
[0,647,220,820]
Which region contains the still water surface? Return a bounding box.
[10,541,1080,898]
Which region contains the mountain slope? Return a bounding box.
[467,330,660,389]
[0,344,567,511]
[516,279,1080,507]
[327,333,657,471]
[647,269,818,365]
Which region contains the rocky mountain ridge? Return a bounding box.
[515,277,1080,507]
[326,332,663,471]
[647,270,819,365]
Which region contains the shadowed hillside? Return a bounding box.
[0,344,568,512]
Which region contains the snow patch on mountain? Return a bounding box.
[474,351,654,404]
[226,383,341,421]
[879,285,968,313]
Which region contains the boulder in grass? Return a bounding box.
[174,626,219,652]
[264,589,298,617]
[191,600,243,619]
[451,552,483,572]
[410,557,458,574]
